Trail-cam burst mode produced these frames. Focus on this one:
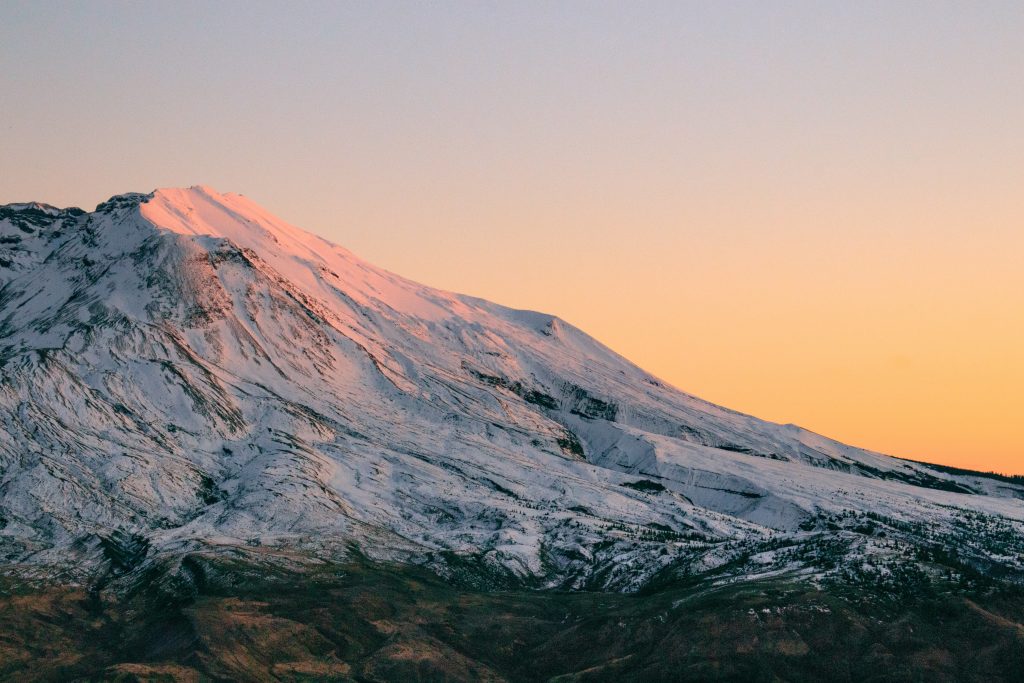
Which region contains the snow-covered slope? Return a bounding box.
[1,187,1021,589]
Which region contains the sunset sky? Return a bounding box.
[2,1,1022,473]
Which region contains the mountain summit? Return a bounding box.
[1,187,1021,590]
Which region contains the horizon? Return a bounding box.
[3,2,1022,475]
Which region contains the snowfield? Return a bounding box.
[1,186,1021,590]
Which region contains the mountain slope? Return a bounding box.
[1,187,1021,591]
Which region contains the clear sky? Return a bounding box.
[2,1,1022,473]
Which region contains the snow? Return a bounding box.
[0,186,1021,589]
[1,202,63,215]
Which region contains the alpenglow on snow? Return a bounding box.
[1,187,1021,589]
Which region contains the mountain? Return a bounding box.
[1,186,1022,594]
[3,187,1024,680]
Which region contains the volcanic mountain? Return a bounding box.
[1,186,1022,592]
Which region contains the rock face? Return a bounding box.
[1,186,1022,589]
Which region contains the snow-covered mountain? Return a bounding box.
[1,187,1021,590]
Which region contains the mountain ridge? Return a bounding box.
[1,186,1021,593]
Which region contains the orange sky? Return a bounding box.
[2,3,1021,473]
[302,162,1023,475]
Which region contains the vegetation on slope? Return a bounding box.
[1,552,1023,682]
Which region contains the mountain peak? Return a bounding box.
[0,201,65,215]
[0,200,86,220]
[138,185,342,265]
[2,184,1023,596]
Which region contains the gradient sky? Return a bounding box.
[2,1,1022,473]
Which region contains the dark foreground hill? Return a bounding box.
[2,553,1023,682]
